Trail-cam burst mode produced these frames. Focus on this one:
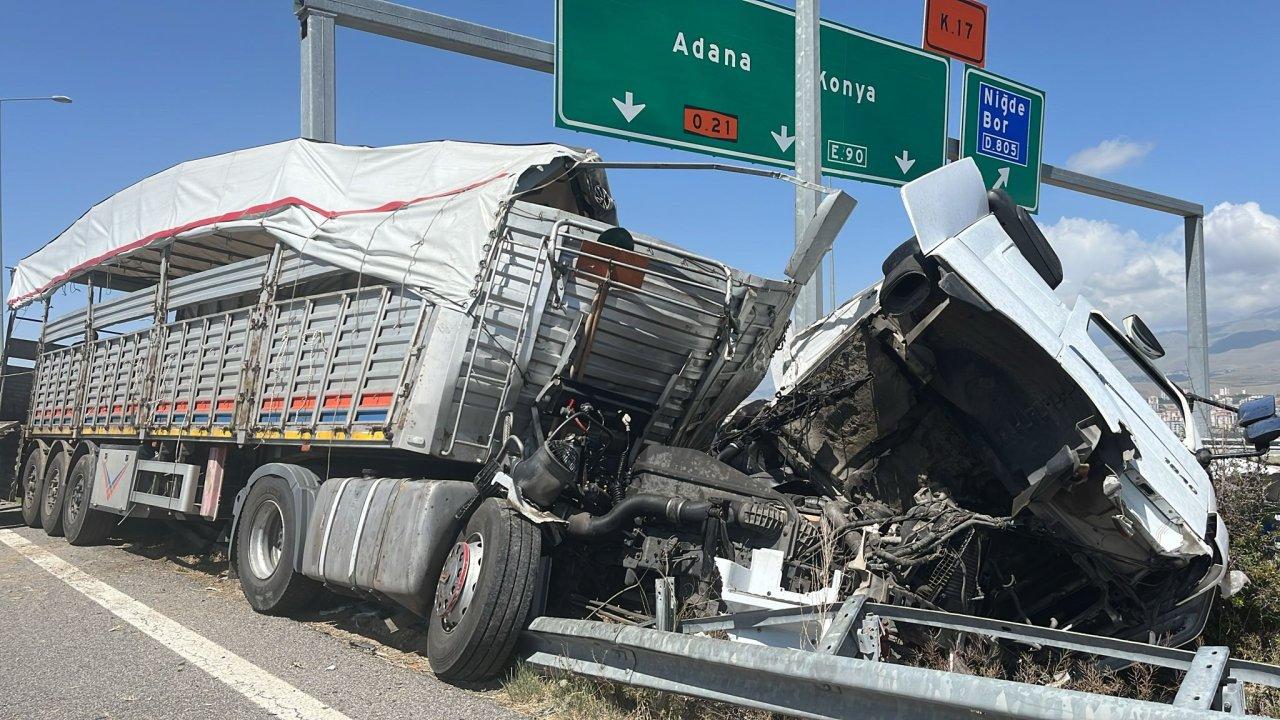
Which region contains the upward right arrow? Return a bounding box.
[993,166,1011,190]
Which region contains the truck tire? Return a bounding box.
[63,451,116,546]
[235,474,319,615]
[39,451,70,536]
[19,447,46,529]
[427,498,542,682]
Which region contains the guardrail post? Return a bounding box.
[816,595,867,656]
[1173,645,1229,711]
[655,577,676,632]
[1220,677,1247,714]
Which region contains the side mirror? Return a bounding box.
[1240,395,1280,449]
[1246,418,1280,449]
[1239,395,1277,426]
[1123,314,1165,359]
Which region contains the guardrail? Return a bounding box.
[522,595,1280,719]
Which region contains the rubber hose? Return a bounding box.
[566,494,714,537]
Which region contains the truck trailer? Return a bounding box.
[4,140,1275,684]
[2,138,849,680]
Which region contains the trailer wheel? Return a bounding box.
[63,451,115,546]
[427,498,541,682]
[39,450,70,536]
[19,446,46,529]
[235,474,319,615]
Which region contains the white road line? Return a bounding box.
[0,529,351,720]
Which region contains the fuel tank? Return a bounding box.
[301,477,476,615]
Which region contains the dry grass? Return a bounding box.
[1203,467,1280,715]
[501,662,791,720]
[903,631,1178,702]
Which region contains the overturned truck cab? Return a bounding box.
[718,158,1237,648]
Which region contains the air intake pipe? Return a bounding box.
[566,494,716,538]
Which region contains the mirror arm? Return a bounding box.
[1195,446,1268,467]
[1185,392,1238,414]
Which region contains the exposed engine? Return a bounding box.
[502,243,1219,651]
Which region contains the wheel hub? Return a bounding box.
[67,471,86,523]
[246,499,285,580]
[434,533,483,632]
[23,464,38,507]
[44,467,63,516]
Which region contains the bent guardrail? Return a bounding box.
[522,597,1280,719]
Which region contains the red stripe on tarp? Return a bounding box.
[8,171,511,307]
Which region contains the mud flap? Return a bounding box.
[227,464,321,580]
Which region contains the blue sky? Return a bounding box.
[2,1,1279,336]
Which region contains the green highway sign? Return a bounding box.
[555,0,949,187]
[960,67,1046,212]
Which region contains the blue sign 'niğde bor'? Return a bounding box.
[976,81,1031,167]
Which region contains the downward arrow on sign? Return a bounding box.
[612,92,645,122]
[993,166,1011,190]
[771,125,795,152]
[894,150,916,174]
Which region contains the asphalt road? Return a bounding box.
[0,505,524,720]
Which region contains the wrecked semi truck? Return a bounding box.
[5,141,1274,683]
[2,138,849,680]
[719,160,1278,650]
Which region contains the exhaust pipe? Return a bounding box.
[879,252,932,316]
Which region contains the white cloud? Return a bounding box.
[1064,137,1154,175]
[1043,216,1185,327]
[1201,201,1280,319]
[1042,201,1280,330]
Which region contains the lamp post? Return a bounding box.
[0,94,72,349]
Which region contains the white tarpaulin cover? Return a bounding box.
[8,138,591,308]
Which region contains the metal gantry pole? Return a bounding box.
[300,7,337,142]
[1185,214,1211,434]
[793,0,823,329]
[0,95,72,351]
[0,104,6,351]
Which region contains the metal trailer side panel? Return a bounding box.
[30,279,433,449]
[438,201,795,460]
[393,305,474,458]
[29,345,82,435]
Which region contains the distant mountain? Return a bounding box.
[1155,306,1280,394]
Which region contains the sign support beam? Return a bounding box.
[794,0,823,329]
[1185,215,1211,435]
[295,0,1212,405]
[300,7,336,142]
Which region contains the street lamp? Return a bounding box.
[0,95,73,349]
